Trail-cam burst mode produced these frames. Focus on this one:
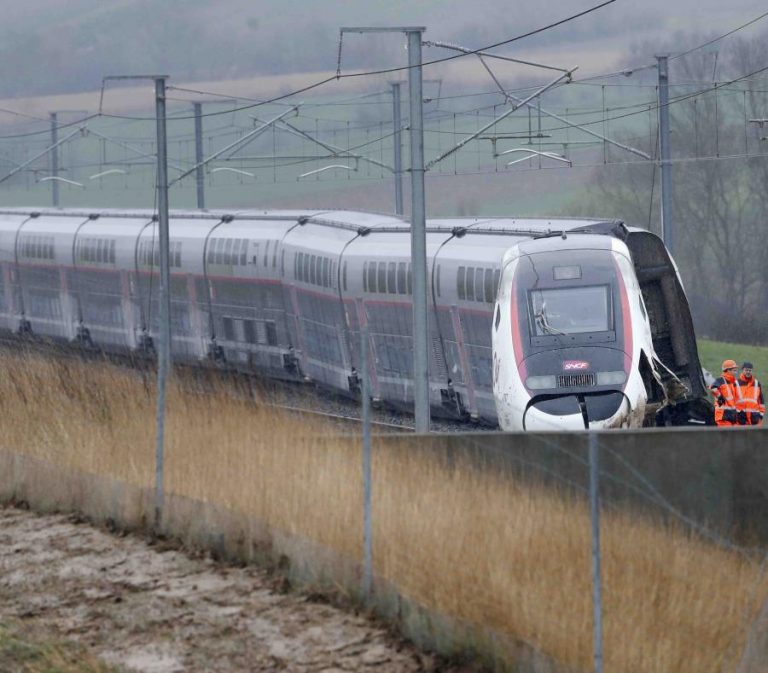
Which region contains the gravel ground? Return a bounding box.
[0,505,481,673]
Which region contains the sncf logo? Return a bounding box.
[563,360,590,371]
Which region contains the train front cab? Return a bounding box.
[493,236,645,431]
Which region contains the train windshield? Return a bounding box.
[529,285,612,336]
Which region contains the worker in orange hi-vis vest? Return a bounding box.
[738,361,764,426]
[710,359,744,427]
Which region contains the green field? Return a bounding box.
[697,339,768,379]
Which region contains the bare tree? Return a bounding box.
[582,30,768,344]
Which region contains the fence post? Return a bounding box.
[589,431,604,673]
[361,324,373,598]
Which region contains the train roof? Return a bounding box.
[0,208,627,240]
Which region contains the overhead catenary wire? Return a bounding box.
[0,1,766,145]
[84,0,620,124]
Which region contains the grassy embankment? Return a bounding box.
[698,338,768,378]
[0,620,117,673]
[0,350,766,672]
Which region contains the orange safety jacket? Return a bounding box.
[739,374,764,425]
[710,374,743,426]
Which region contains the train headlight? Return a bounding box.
[526,375,557,390]
[596,370,627,385]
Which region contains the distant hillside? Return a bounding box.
[0,0,679,99]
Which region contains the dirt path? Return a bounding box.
[0,505,472,673]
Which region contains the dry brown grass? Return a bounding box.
[1,349,766,672]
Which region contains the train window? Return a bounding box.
[363,262,368,292]
[494,304,501,330]
[388,262,396,294]
[281,249,285,276]
[367,261,376,292]
[343,261,347,291]
[397,262,406,295]
[484,269,495,303]
[222,317,235,341]
[242,239,249,266]
[225,238,233,265]
[303,253,310,282]
[173,242,181,268]
[214,239,223,265]
[377,262,386,294]
[466,267,475,300]
[232,239,241,265]
[110,240,117,264]
[407,264,412,295]
[295,252,301,280]
[323,257,330,287]
[457,267,466,300]
[493,270,500,300]
[265,321,277,346]
[475,268,484,302]
[252,242,259,265]
[273,240,279,268]
[436,265,441,297]
[264,240,270,267]
[206,239,214,264]
[243,320,256,344]
[530,285,611,335]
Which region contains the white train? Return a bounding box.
[0,208,712,429]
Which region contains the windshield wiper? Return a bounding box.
[534,302,567,336]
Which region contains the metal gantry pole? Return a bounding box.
[50,113,60,207]
[392,82,404,216]
[154,76,172,530]
[657,54,674,255]
[338,26,428,431]
[407,28,430,434]
[361,324,373,598]
[589,431,604,673]
[193,102,205,210]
